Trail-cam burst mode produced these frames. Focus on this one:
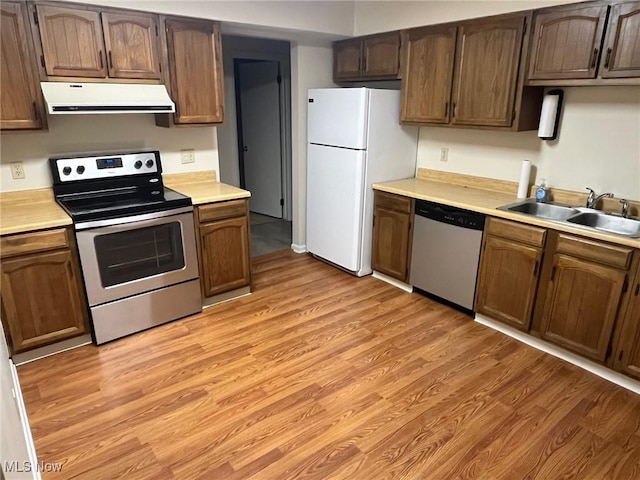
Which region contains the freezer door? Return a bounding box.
[307,144,366,272]
[307,88,368,149]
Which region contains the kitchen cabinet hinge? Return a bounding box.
[619,350,624,361]
[40,55,45,68]
[280,198,284,206]
[550,266,556,281]
[622,276,628,294]
[523,21,527,36]
[606,344,612,359]
[33,10,38,25]
[635,283,640,296]
[277,75,282,85]
[155,25,159,36]
[512,109,516,121]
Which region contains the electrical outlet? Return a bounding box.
[181,149,195,164]
[440,147,449,163]
[10,162,25,179]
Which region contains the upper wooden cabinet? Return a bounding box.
[1,1,45,130]
[102,12,161,80]
[34,4,161,80]
[333,32,401,81]
[528,1,640,83]
[528,4,608,80]
[401,13,542,131]
[401,25,456,124]
[600,1,640,78]
[161,18,224,125]
[452,15,526,127]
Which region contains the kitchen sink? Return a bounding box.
[498,199,579,222]
[566,212,640,238]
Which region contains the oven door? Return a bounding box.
[75,208,199,307]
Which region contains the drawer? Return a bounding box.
[486,217,546,247]
[198,199,247,223]
[556,234,633,270]
[374,191,412,214]
[1,228,69,258]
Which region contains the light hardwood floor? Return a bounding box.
[18,250,640,479]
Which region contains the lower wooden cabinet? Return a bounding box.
[475,218,545,331]
[0,228,89,354]
[372,191,414,282]
[537,234,634,362]
[613,260,640,379]
[196,199,251,298]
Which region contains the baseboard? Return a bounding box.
[372,271,414,293]
[291,243,307,254]
[202,286,251,308]
[9,360,41,480]
[12,334,92,366]
[475,314,640,395]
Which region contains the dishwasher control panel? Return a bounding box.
[415,200,485,231]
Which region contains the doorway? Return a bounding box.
[234,58,292,256]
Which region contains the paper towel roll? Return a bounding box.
[517,159,531,199]
[538,90,563,140]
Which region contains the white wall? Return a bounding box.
[419,87,640,199]
[354,0,584,35]
[0,115,218,192]
[0,323,39,480]
[290,44,336,249]
[62,0,354,37]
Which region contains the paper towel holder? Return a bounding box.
[538,89,564,141]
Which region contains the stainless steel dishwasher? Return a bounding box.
[409,200,485,312]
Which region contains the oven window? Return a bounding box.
[94,222,185,287]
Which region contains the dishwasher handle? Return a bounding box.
[415,199,485,231]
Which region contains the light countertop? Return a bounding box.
[163,171,250,205]
[0,189,72,236]
[374,178,640,249]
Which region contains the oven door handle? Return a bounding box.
[74,206,193,231]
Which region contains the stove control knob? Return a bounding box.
[145,159,154,168]
[76,165,85,174]
[62,166,72,176]
[134,160,143,169]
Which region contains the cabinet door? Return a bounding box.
[165,18,224,124]
[600,1,640,78]
[613,267,640,380]
[451,16,524,127]
[199,216,251,297]
[1,2,43,130]
[362,33,400,78]
[333,39,362,80]
[1,250,89,354]
[36,5,106,78]
[540,254,626,362]
[102,12,161,80]
[528,5,608,80]
[372,207,412,282]
[475,236,542,331]
[400,25,456,124]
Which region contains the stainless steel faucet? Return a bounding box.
[620,199,630,218]
[585,187,614,209]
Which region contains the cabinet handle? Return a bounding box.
[604,47,612,68]
[533,260,539,277]
[444,102,449,117]
[108,50,113,69]
[32,102,39,121]
[635,283,639,296]
[550,265,556,281]
[363,53,367,72]
[452,102,457,117]
[99,50,104,69]
[67,261,73,278]
[590,48,598,69]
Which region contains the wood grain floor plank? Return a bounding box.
[16,250,640,479]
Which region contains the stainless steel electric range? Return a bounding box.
[50,150,201,345]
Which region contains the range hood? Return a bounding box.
[40,82,175,114]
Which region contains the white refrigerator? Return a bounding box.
[306,88,418,276]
